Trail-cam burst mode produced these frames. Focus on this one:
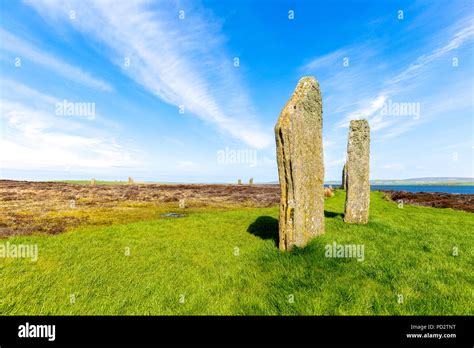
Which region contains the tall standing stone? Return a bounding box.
[249,177,254,185]
[341,163,347,190]
[344,120,370,224]
[275,76,325,251]
[237,179,242,185]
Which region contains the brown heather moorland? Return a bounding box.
[0,180,472,238]
[0,180,279,237]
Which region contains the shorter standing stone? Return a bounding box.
[344,120,370,224]
[341,163,347,190]
[128,176,134,185]
[91,178,96,185]
[324,186,334,197]
[249,178,254,185]
[237,179,242,185]
[179,198,186,209]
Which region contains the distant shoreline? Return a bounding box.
[382,190,473,213]
[368,182,474,186]
[0,179,473,186]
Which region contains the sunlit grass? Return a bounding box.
[1,191,472,315]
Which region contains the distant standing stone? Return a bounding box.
[344,120,370,224]
[341,163,347,190]
[275,76,325,251]
[91,178,96,185]
[238,179,242,185]
[324,186,334,197]
[249,178,254,185]
[128,176,134,185]
[179,198,186,209]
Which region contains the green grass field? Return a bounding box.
[1,190,472,315]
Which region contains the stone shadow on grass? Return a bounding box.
[247,216,279,247]
[324,210,343,218]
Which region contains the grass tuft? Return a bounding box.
[1,190,472,315]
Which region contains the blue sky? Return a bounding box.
[0,0,472,183]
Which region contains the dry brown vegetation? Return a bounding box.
[0,180,279,237]
[1,180,471,238]
[324,186,335,197]
[383,190,474,213]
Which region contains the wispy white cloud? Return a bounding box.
[325,157,346,168]
[388,21,474,86]
[301,48,349,72]
[176,160,198,170]
[382,164,403,169]
[301,42,379,73]
[301,11,473,179]
[24,0,271,149]
[436,140,473,151]
[336,95,387,128]
[328,19,474,135]
[0,27,113,92]
[0,82,141,171]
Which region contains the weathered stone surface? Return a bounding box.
[341,163,347,190]
[344,120,370,224]
[249,178,254,185]
[275,76,325,251]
